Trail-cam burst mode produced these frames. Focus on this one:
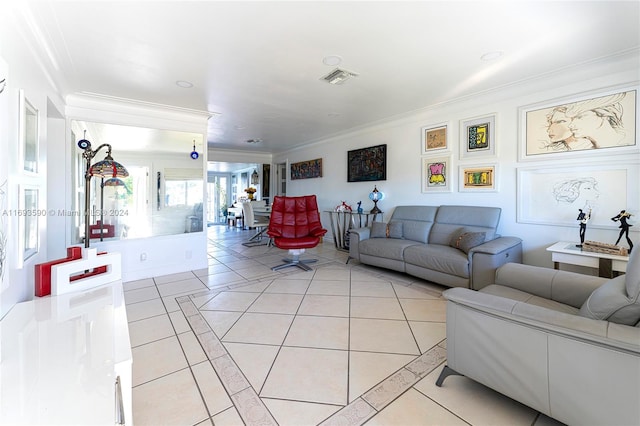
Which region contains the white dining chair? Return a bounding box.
[241,201,271,246]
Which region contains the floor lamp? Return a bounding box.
[78,133,129,248]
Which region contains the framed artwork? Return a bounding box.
[422,155,452,193]
[291,158,322,180]
[347,144,387,182]
[460,114,496,159]
[516,161,639,230]
[262,163,270,197]
[421,122,448,154]
[519,87,637,161]
[19,186,39,265]
[459,164,498,192]
[19,89,39,173]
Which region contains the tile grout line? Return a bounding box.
[177,295,279,425]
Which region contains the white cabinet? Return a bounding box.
[1,281,132,425]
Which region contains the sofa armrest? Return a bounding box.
[348,227,370,261]
[469,236,522,256]
[494,263,607,308]
[468,237,523,290]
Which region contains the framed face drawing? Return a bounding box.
[519,87,637,161]
[516,161,639,229]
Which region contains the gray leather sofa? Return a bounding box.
[437,248,640,426]
[348,205,522,289]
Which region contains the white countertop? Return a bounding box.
[1,281,132,425]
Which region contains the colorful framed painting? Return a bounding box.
[421,122,448,154]
[518,87,638,161]
[347,144,387,182]
[422,155,452,193]
[291,158,322,180]
[459,164,498,192]
[460,114,496,159]
[516,161,639,229]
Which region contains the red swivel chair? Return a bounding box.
[267,195,328,271]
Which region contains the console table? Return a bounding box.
[0,281,132,425]
[546,241,629,278]
[325,210,383,252]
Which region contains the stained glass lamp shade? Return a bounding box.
[89,158,129,179]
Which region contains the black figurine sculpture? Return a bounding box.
[611,210,633,253]
[576,208,590,247]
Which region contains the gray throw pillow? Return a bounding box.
[370,221,388,238]
[449,229,486,254]
[387,221,404,239]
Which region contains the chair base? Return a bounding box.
[271,249,318,271]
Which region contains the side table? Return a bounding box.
[325,210,383,252]
[546,241,629,278]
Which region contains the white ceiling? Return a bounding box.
[9,1,640,156]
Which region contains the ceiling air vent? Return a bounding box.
[320,68,358,85]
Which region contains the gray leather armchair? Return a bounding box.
[436,249,640,426]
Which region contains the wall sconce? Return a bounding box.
[251,169,259,185]
[78,132,129,248]
[369,185,384,214]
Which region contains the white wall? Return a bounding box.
[272,52,639,269]
[0,14,67,317]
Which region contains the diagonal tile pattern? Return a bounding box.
[125,225,564,426]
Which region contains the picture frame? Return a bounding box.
[516,161,639,230]
[19,89,39,174]
[420,122,448,154]
[459,164,498,192]
[347,144,387,182]
[18,185,39,265]
[290,158,322,180]
[262,163,270,197]
[421,155,452,193]
[519,87,638,161]
[459,114,496,159]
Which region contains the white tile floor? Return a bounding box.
[124,225,564,426]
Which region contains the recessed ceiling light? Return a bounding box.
[322,55,342,66]
[234,125,245,130]
[176,80,193,88]
[480,51,503,61]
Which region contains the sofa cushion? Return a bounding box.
[402,221,431,243]
[449,228,486,254]
[578,249,640,325]
[370,221,404,239]
[388,221,404,239]
[429,205,500,244]
[389,206,437,244]
[404,244,470,278]
[359,238,419,261]
[370,221,388,238]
